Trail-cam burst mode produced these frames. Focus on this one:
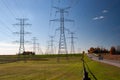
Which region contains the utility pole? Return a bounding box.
[69,32,77,54]
[32,37,37,54]
[51,7,74,62]
[14,18,31,55]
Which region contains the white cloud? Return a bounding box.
[93,17,99,20]
[93,9,108,21]
[99,16,104,19]
[102,10,108,13]
[93,16,104,20]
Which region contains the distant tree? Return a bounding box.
[23,51,35,55]
[88,47,109,54]
[116,46,120,54]
[102,48,109,54]
[94,47,101,53]
[110,46,116,55]
[89,47,95,53]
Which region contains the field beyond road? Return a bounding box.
[0,54,120,80]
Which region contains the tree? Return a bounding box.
[89,47,95,53]
[110,46,116,55]
[88,47,109,54]
[94,47,101,53]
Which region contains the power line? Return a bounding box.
[1,0,17,18]
[14,0,26,17]
[0,20,16,40]
[69,0,80,8]
[0,0,20,32]
[0,19,13,33]
[0,1,15,33]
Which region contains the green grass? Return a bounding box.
[84,56,120,80]
[0,54,120,80]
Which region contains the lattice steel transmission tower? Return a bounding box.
[49,36,54,54]
[45,41,50,55]
[69,32,77,54]
[32,37,37,54]
[51,7,74,61]
[37,43,43,55]
[14,18,31,55]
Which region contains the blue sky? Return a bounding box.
[0,0,120,55]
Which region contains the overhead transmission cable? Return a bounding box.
[1,0,17,18]
[0,19,13,33]
[0,0,19,31]
[14,0,26,17]
[69,0,80,8]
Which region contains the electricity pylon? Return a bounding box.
[37,43,43,55]
[51,6,74,62]
[69,32,77,54]
[49,36,54,54]
[45,41,50,55]
[14,18,31,55]
[32,37,37,54]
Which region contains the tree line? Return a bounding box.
[88,46,120,55]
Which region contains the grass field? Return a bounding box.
[0,54,120,80]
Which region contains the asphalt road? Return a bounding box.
[87,54,120,68]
